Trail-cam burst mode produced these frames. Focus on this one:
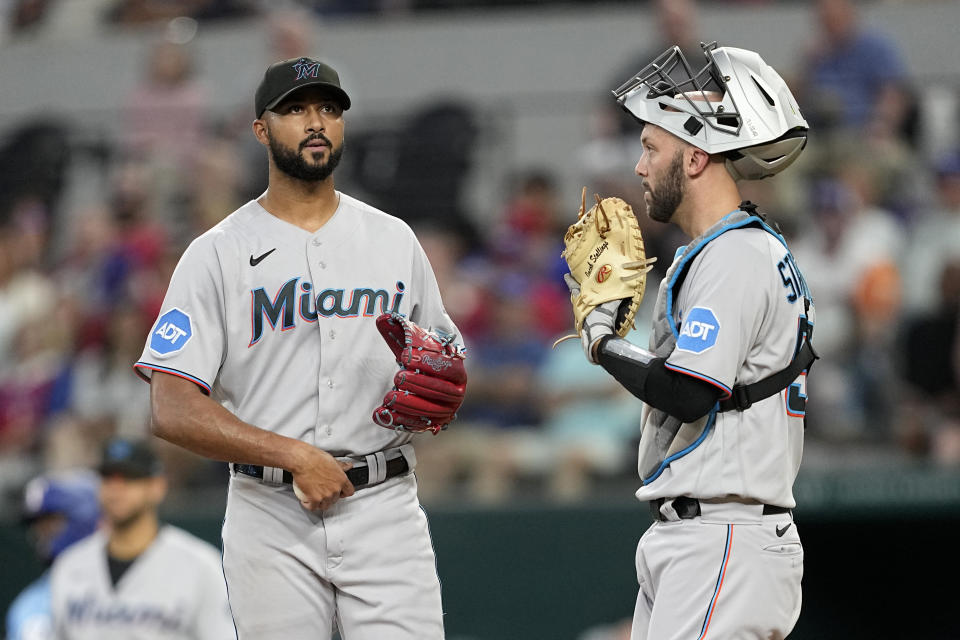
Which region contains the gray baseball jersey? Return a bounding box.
[134,193,458,457]
[629,209,811,640]
[50,526,234,640]
[636,210,814,507]
[134,193,457,638]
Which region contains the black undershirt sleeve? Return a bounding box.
[596,338,723,423]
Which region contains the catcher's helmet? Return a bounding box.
[613,42,808,180]
[22,470,100,561]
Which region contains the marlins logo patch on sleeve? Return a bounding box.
[676,306,720,353]
[150,308,193,357]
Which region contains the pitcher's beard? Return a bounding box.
[269,135,343,182]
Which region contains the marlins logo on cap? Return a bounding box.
[255,57,352,118]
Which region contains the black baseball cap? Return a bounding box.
[97,438,164,479]
[255,57,351,118]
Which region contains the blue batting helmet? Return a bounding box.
[22,469,101,561]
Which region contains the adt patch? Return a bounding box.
[150,308,193,357]
[676,307,720,353]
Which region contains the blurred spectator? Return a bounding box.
[792,173,903,357]
[106,161,171,291]
[5,469,100,640]
[903,150,960,314]
[459,274,550,431]
[897,259,960,463]
[120,38,209,172]
[416,224,488,341]
[797,0,914,142]
[535,339,643,502]
[0,120,72,252]
[4,0,54,35]
[791,174,904,439]
[43,305,153,472]
[488,170,570,340]
[54,205,129,350]
[787,0,927,221]
[580,0,700,277]
[419,275,551,502]
[183,131,247,238]
[0,202,67,493]
[354,99,483,252]
[265,5,316,60]
[602,0,703,139]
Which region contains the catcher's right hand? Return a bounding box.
[563,275,629,363]
[555,188,656,361]
[372,313,467,434]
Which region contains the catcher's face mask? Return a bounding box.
[613,42,809,180]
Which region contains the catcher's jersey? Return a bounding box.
[49,527,234,640]
[635,211,814,507]
[134,194,458,457]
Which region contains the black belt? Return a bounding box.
[649,496,790,522]
[233,455,409,490]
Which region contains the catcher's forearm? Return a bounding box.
[597,337,721,422]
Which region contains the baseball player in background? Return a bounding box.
[6,470,100,640]
[575,43,817,638]
[133,57,463,639]
[49,438,234,639]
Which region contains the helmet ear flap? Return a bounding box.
[724,129,808,181]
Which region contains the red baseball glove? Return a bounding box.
[372,313,467,434]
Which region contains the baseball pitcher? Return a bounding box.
[560,42,816,638]
[133,58,466,639]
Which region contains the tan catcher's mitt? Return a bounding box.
[556,188,656,348]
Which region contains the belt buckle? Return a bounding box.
[673,497,701,519]
[363,451,389,485]
[649,497,701,522]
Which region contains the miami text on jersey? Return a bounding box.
[65,595,187,633]
[250,279,405,346]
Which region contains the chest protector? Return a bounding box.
[638,204,817,484]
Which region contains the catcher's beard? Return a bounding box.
[267,130,343,183]
[646,149,686,223]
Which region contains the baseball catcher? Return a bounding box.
[372,312,467,434]
[586,41,816,640]
[556,188,657,361]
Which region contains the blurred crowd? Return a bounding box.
[0,0,957,519]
